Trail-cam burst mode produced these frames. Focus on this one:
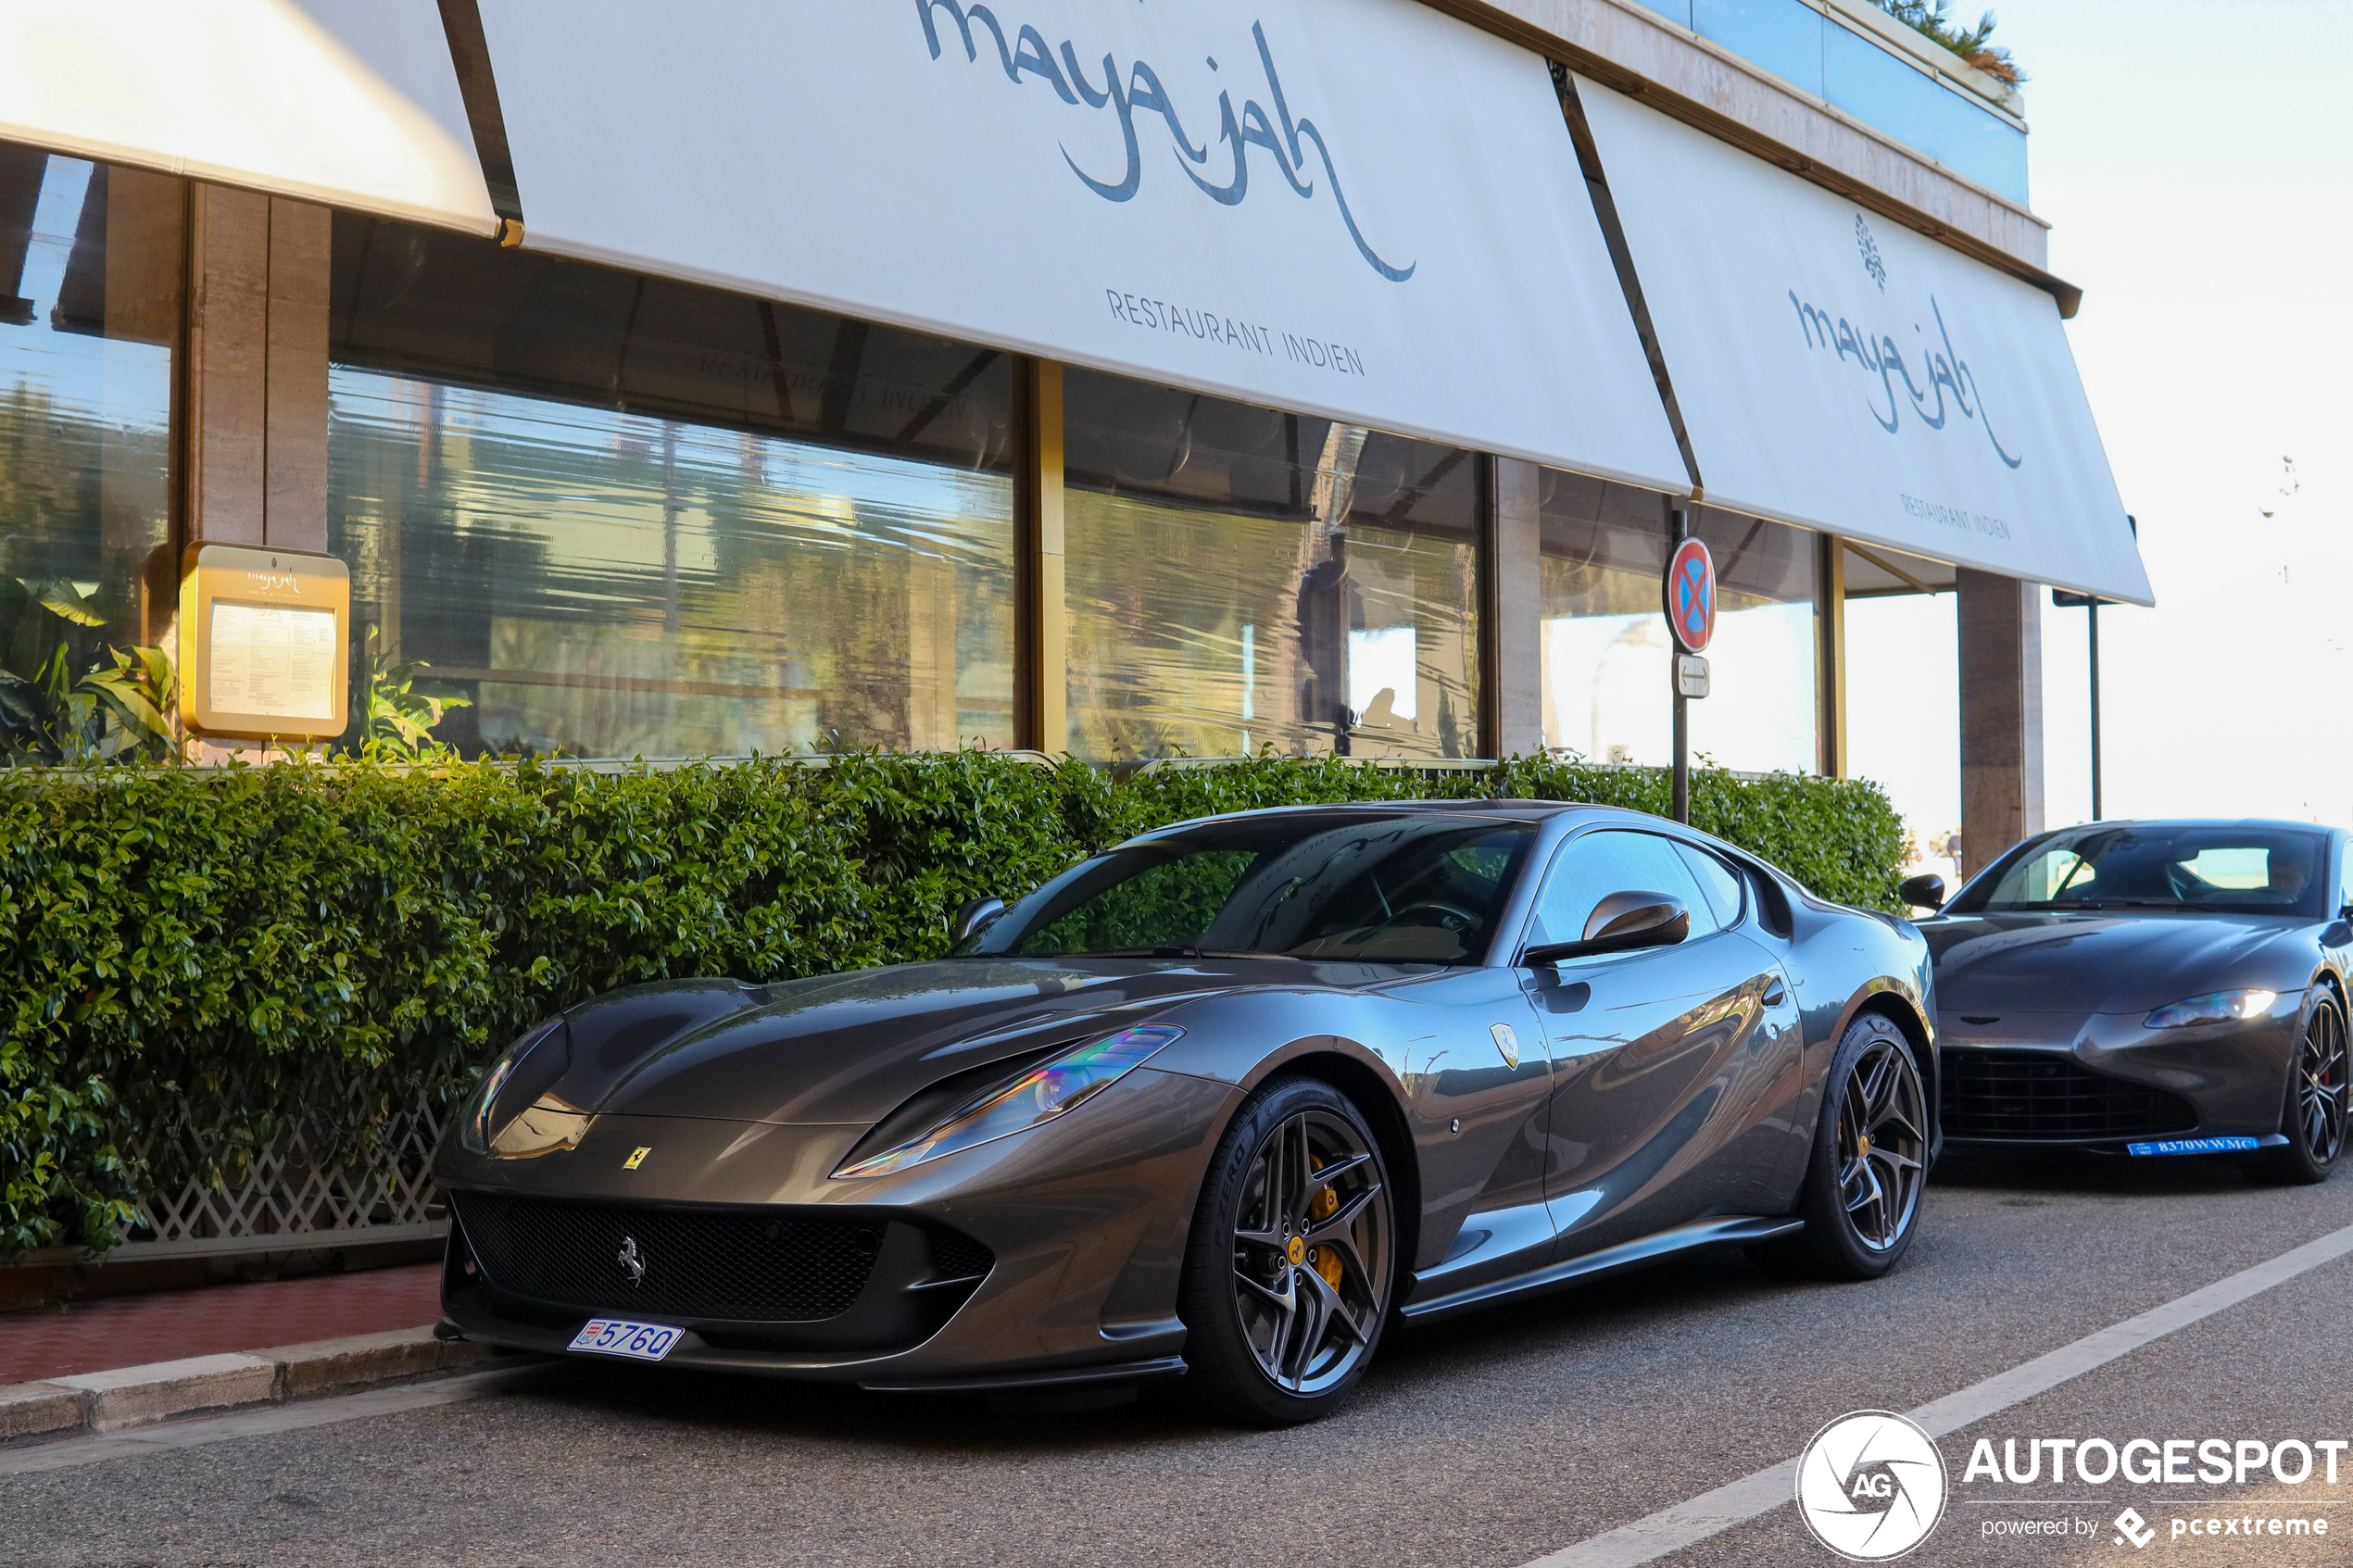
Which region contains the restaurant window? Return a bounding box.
[1063,370,1482,761]
[0,144,182,749]
[1539,473,1819,774]
[1687,508,1818,775]
[1538,470,1673,766]
[328,217,1016,759]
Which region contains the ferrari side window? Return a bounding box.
[1672,842,1746,928]
[1527,831,1718,953]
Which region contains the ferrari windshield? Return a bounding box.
[1957,823,2330,918]
[963,813,1536,965]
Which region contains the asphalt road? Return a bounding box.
[7,1148,2352,1568]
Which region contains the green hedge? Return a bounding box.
[0,752,1901,1255]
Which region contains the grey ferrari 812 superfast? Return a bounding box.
[1912,819,2350,1184]
[435,801,1938,1423]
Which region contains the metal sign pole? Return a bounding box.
[1670,507,1690,825]
[2088,597,2102,822]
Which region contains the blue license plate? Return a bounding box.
[2125,1135,2259,1157]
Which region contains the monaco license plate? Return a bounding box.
[567,1318,684,1361]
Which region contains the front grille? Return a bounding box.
[1940,1049,2198,1140]
[928,1227,994,1282]
[451,1193,880,1322]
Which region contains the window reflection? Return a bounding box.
[1538,471,1673,766]
[1689,509,1818,775]
[1538,471,1819,774]
[0,144,180,676]
[328,218,1016,758]
[1063,371,1481,761]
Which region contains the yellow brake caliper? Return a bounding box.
[1308,1155,1343,1287]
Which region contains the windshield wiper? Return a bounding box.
[1059,946,1303,960]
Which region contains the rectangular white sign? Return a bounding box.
[1576,75,2153,605]
[209,601,340,722]
[474,0,1688,492]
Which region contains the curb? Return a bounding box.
[0,1325,503,1446]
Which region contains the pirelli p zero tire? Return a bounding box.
[2248,993,2348,1186]
[1750,1011,1929,1282]
[1178,1076,1394,1426]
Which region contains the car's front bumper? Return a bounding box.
[1935,1001,2300,1155]
[432,1067,1240,1388]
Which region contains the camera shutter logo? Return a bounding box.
[1794,1411,1947,1560]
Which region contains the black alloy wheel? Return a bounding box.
[1750,1012,1929,1280]
[1179,1077,1393,1424]
[2251,994,2348,1185]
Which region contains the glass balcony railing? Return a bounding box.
[1631,0,2028,205]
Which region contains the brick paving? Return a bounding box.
[0,1262,444,1384]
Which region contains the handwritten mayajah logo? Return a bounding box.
[1790,224,2022,470]
[916,2,1416,282]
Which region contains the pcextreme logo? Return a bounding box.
[1796,1411,1950,1561]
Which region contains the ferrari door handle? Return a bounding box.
[1762,979,1788,1008]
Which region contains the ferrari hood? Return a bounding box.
[1920,911,2310,1015]
[575,959,1279,1125]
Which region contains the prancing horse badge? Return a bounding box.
[623,1147,651,1170]
[1490,1022,1520,1069]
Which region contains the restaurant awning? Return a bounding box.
[0,0,495,235]
[1573,73,2152,605]
[470,0,1689,492]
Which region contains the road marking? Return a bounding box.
[1519,1217,2353,1568]
[0,1361,568,1477]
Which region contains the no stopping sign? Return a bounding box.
[1664,537,1717,654]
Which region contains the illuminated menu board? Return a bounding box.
[179,545,350,740]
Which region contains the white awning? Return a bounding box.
[472,0,1688,491]
[1575,74,2152,605]
[0,1,495,235]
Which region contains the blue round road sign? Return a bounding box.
[1665,538,1716,654]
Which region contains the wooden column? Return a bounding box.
[1818,536,1848,777]
[183,183,330,553]
[1015,359,1066,754]
[180,183,332,760]
[1957,567,2045,879]
[1486,457,1544,758]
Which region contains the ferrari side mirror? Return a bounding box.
[1898,874,1947,911]
[1523,891,1689,965]
[950,896,1006,944]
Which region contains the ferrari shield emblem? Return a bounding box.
[1491,1022,1520,1069]
[623,1147,651,1170]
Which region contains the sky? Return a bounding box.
[1843,0,2353,856]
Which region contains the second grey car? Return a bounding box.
[1914,819,2351,1183]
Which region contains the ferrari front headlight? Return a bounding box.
[2144,989,2287,1029]
[835,1024,1182,1178]
[459,1017,570,1154]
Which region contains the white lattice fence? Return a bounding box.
[108,1066,464,1260]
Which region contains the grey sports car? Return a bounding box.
[434,800,1937,1423]
[1908,819,2351,1183]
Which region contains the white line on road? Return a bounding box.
[0,1361,566,1477]
[1519,1217,2353,1568]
